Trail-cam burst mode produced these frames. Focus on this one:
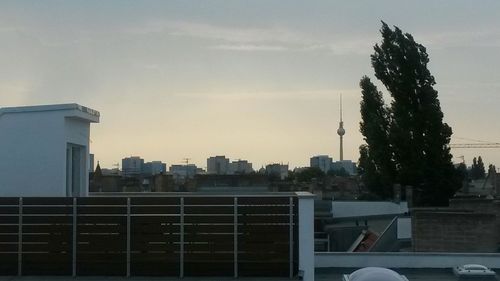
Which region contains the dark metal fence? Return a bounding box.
[0,195,298,277]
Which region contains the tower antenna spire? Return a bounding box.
[340,93,343,122]
[337,93,345,161]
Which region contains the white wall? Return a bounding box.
[0,111,66,196]
[64,117,91,196]
[332,201,408,218]
[0,108,94,197]
[397,217,412,239]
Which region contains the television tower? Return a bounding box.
[336,94,345,161]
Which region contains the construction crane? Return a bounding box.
[450,143,500,148]
[449,137,500,149]
[182,158,192,182]
[450,137,499,191]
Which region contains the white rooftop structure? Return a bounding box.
[0,103,99,197]
[344,267,409,281]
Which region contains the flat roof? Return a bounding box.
[0,103,99,122]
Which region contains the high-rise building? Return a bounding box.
[207,156,230,175]
[122,156,144,177]
[265,163,289,180]
[169,164,200,180]
[310,155,333,173]
[332,160,357,175]
[142,161,167,176]
[229,160,254,174]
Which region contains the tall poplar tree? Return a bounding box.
[477,156,485,178]
[359,76,395,198]
[358,22,460,206]
[471,156,486,179]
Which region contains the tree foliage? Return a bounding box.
[470,156,486,180]
[358,22,461,206]
[359,77,395,198]
[327,167,350,177]
[488,164,496,177]
[294,167,325,182]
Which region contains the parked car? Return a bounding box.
[453,264,496,278]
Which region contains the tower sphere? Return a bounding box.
[337,127,345,136]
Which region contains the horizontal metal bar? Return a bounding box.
[75,205,128,207]
[129,214,181,217]
[14,214,73,217]
[75,214,127,216]
[126,204,181,207]
[89,192,307,197]
[12,205,73,207]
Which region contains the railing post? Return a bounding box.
[17,197,23,277]
[327,233,331,252]
[233,197,238,278]
[72,197,77,277]
[126,197,131,277]
[180,197,184,278]
[289,196,294,279]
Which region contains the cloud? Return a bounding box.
[0,80,34,105]
[172,88,360,102]
[125,20,304,44]
[124,20,374,55]
[209,44,288,51]
[153,21,500,53]
[0,26,24,33]
[302,39,376,55]
[420,28,500,49]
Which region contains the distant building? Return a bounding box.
[310,155,333,173]
[142,161,167,176]
[207,156,230,174]
[101,168,121,176]
[169,164,200,181]
[265,163,289,180]
[332,160,357,175]
[149,173,175,192]
[122,156,144,177]
[229,159,253,175]
[194,174,269,192]
[0,103,99,197]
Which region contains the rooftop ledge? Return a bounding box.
[0,103,100,123]
[315,252,500,270]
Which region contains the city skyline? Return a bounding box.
[2,1,500,169]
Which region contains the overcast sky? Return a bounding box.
[1,1,500,169]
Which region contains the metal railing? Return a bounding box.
[0,195,298,277]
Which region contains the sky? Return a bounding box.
[1,0,500,170]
